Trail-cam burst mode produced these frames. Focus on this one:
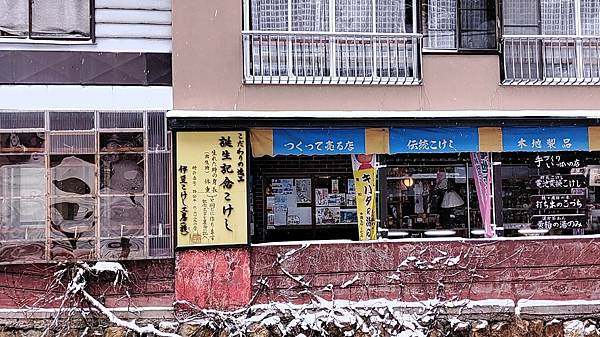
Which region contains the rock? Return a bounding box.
[247,323,270,337]
[104,326,127,337]
[179,323,201,337]
[564,320,586,337]
[529,320,544,337]
[0,331,15,337]
[545,320,565,337]
[158,321,179,334]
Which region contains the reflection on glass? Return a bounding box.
[50,239,95,260]
[100,132,144,152]
[50,155,95,196]
[100,196,144,237]
[0,198,45,240]
[0,241,46,263]
[101,154,144,194]
[0,133,45,153]
[100,238,144,259]
[50,198,95,239]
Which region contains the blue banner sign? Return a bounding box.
[502,127,589,152]
[273,128,366,155]
[390,128,479,153]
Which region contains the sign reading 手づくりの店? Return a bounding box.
[389,128,479,153]
[273,129,366,155]
[176,131,248,247]
[502,127,589,152]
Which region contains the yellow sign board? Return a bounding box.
[354,167,378,241]
[176,131,248,247]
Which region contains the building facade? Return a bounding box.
[170,0,600,311]
[0,0,175,311]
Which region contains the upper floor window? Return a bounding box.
[0,0,92,40]
[502,0,600,84]
[422,0,498,51]
[243,0,423,85]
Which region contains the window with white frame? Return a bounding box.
[0,0,92,39]
[422,0,497,50]
[0,111,172,264]
[503,0,600,83]
[243,0,421,84]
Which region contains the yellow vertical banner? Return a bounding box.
[352,155,378,240]
[176,131,248,247]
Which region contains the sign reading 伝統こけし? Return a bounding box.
[176,131,248,247]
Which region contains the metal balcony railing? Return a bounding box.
[502,35,600,85]
[242,31,423,85]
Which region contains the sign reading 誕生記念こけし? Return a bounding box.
[176,131,248,247]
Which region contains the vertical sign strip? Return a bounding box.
[176,131,248,247]
[470,152,495,238]
[352,155,378,241]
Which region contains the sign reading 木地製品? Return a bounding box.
[176,131,248,247]
[502,127,589,152]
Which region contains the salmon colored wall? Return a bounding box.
[172,0,600,112]
[250,238,600,304]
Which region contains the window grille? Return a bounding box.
[503,0,600,84]
[243,0,422,85]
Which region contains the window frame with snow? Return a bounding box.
[0,0,94,41]
[242,0,423,85]
[501,0,600,84]
[421,0,499,52]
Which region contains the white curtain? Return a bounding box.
[0,0,28,36]
[32,0,90,37]
[424,0,457,49]
[0,0,89,37]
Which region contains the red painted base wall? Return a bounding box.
[175,248,251,310]
[250,238,600,304]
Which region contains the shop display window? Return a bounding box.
[261,173,358,241]
[499,152,594,237]
[382,164,478,238]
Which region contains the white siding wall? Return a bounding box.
[0,0,172,52]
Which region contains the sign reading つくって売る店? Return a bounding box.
[176,131,248,247]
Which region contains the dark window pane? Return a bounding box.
[459,0,497,49]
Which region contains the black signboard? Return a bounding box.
[530,194,586,210]
[531,214,588,230]
[532,154,584,169]
[530,175,586,189]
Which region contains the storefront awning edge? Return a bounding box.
[167,110,600,119]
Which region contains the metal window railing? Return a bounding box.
[242,30,423,85]
[502,35,600,85]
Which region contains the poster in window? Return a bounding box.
[315,188,329,206]
[316,207,341,224]
[175,131,248,247]
[589,166,600,187]
[332,179,339,193]
[287,207,311,225]
[347,178,355,194]
[295,178,312,203]
[340,209,358,224]
[272,178,294,195]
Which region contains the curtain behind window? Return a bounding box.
[31,0,90,37]
[423,0,457,49]
[0,0,28,36]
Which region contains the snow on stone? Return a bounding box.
[564,320,585,337]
